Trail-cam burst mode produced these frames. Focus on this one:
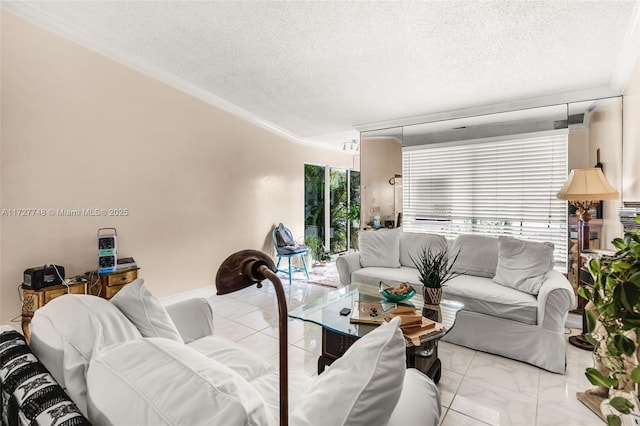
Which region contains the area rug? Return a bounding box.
[277,262,341,288]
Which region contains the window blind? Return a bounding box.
[403,132,568,271]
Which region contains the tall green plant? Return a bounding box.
[410,247,460,289]
[304,235,326,263]
[579,215,640,426]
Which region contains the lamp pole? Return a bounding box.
[216,250,289,426]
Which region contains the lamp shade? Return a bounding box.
[556,168,619,201]
[215,250,276,295]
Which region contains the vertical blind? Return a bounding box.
[403,132,568,271]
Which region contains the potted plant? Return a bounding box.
[346,204,361,229]
[305,236,328,266]
[579,215,640,426]
[346,203,361,250]
[411,247,460,305]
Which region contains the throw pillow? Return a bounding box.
[290,317,406,426]
[111,278,184,343]
[359,229,401,268]
[399,232,448,268]
[86,338,271,426]
[449,234,499,277]
[493,236,555,295]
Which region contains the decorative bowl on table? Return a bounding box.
[378,281,416,302]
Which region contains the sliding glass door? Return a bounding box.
[304,164,325,244]
[305,165,360,255]
[329,168,348,253]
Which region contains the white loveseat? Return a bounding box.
[21,279,441,425]
[336,230,577,373]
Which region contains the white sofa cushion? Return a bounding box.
[187,335,274,381]
[29,294,141,415]
[444,274,538,325]
[111,278,183,343]
[359,229,401,268]
[86,338,271,426]
[399,232,448,268]
[493,237,554,295]
[449,234,499,277]
[388,369,441,426]
[251,371,314,424]
[290,317,405,426]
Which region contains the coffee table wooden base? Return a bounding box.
[319,328,443,383]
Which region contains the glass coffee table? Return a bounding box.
[288,283,464,383]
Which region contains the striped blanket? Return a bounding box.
[0,327,90,426]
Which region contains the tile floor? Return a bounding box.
[173,279,602,426]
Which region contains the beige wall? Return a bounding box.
[360,138,402,226]
[623,55,640,202]
[588,98,624,250]
[568,129,590,171]
[0,12,353,326]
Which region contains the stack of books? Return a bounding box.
[349,300,445,345]
[399,317,444,346]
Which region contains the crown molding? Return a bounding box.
[355,87,618,133]
[1,2,346,152]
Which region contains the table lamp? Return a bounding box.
[556,168,619,253]
[215,250,289,426]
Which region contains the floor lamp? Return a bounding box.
[556,168,619,350]
[215,250,289,426]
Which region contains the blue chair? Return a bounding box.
[272,223,310,285]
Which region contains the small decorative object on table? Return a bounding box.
[411,246,460,305]
[350,300,397,324]
[379,281,416,302]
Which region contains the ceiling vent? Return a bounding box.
[554,112,591,130]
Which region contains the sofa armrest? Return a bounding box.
[537,270,577,332]
[164,297,214,344]
[336,252,362,285]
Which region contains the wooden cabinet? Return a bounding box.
[88,268,139,300]
[21,282,86,341]
[20,268,140,341]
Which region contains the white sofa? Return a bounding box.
[16,278,441,425]
[336,230,577,374]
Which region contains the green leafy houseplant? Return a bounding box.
[411,247,460,288]
[304,236,328,265]
[411,247,460,305]
[346,204,360,226]
[579,215,640,426]
[346,203,361,250]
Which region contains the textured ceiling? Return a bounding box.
[4,1,640,149]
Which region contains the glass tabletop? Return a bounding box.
[288,283,464,346]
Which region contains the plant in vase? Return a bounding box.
[304,236,328,266]
[346,204,361,250]
[579,215,640,426]
[411,247,460,305]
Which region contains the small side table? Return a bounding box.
[87,268,139,300]
[21,282,86,341]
